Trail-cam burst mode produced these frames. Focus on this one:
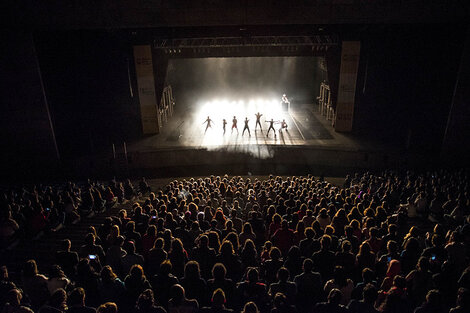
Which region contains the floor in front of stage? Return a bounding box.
[128,103,386,153]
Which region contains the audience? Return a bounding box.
[0,170,469,313]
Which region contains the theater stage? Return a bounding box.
[111,103,409,178]
[129,103,376,152]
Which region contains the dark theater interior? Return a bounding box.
[1,2,470,313]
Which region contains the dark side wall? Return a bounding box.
[441,25,470,164]
[0,30,60,180]
[33,30,141,160]
[353,24,466,153]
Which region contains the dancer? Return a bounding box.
[242,117,251,136]
[279,119,288,132]
[281,94,290,111]
[255,112,263,130]
[222,118,227,134]
[281,94,289,103]
[203,116,213,133]
[232,116,238,133]
[266,118,276,137]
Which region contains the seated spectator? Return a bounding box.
[142,225,158,258]
[294,258,323,313]
[413,289,443,313]
[192,235,217,280]
[152,260,179,308]
[351,268,377,300]
[241,239,258,270]
[96,302,117,313]
[324,266,354,305]
[239,223,256,247]
[200,289,233,313]
[207,263,235,309]
[21,259,50,311]
[168,284,198,313]
[268,267,297,305]
[299,227,319,258]
[2,288,32,313]
[379,260,401,294]
[139,178,152,195]
[105,235,126,276]
[0,208,19,249]
[0,266,17,309]
[124,221,142,250]
[365,227,383,255]
[217,240,242,282]
[242,302,259,313]
[56,239,79,279]
[169,238,188,279]
[75,259,100,308]
[449,288,470,313]
[272,220,295,257]
[102,187,116,206]
[316,209,331,231]
[124,179,136,200]
[335,241,356,277]
[313,235,336,281]
[356,242,376,274]
[180,261,207,307]
[66,287,96,313]
[313,288,347,313]
[271,293,296,313]
[405,257,433,306]
[134,289,166,313]
[377,275,412,313]
[347,284,379,313]
[262,247,284,285]
[47,265,71,295]
[121,241,144,276]
[400,237,421,275]
[147,238,168,277]
[79,234,105,265]
[124,264,152,310]
[98,266,125,306]
[235,268,268,312]
[39,288,68,313]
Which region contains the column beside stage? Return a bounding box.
[335,41,361,132]
[134,45,159,134]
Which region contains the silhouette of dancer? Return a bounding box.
[222,119,227,134]
[242,117,251,136]
[232,116,238,133]
[266,118,276,137]
[255,112,263,130]
[203,116,213,133]
[279,119,288,132]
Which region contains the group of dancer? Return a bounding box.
[203,112,288,137]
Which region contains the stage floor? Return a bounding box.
[128,103,384,153]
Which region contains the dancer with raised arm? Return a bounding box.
[232,116,238,133]
[242,117,251,136]
[255,112,263,131]
[203,116,213,133]
[266,118,276,137]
